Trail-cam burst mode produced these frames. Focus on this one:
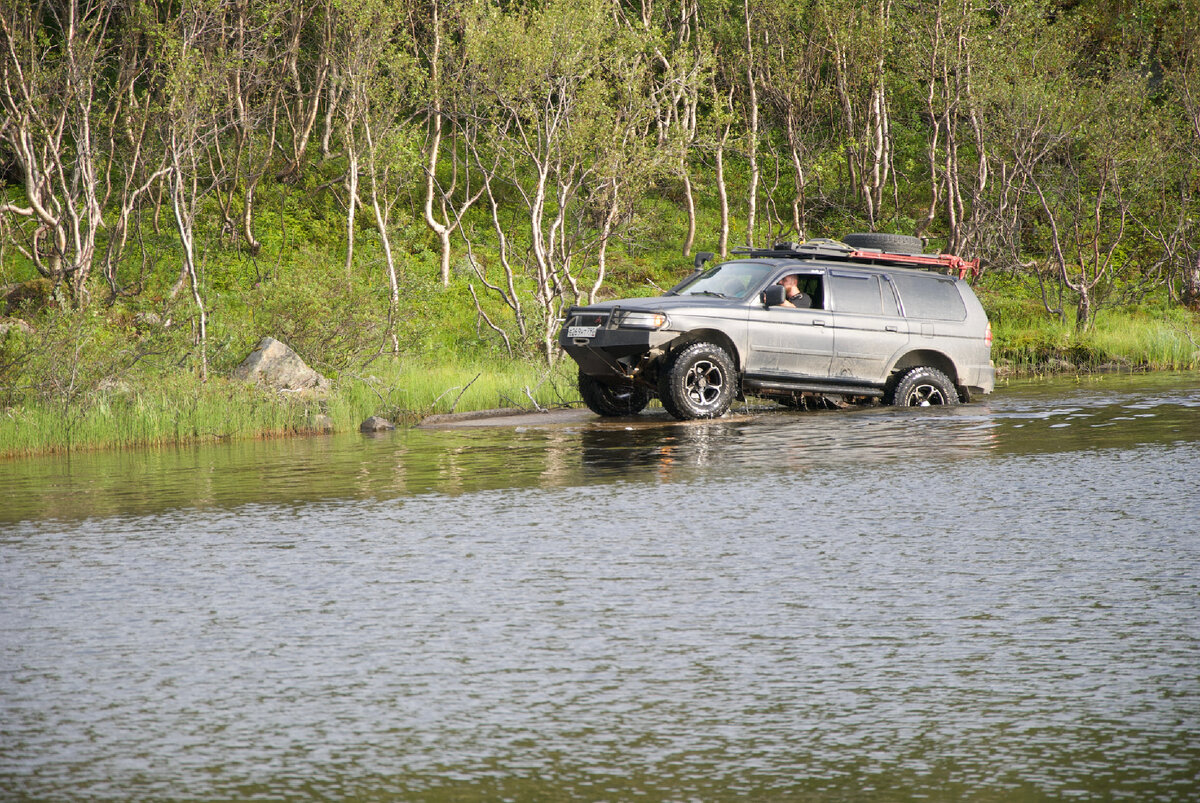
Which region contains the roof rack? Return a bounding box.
[732,238,981,279]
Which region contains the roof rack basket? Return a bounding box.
[732,238,980,279]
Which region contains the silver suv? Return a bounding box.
[558,236,995,420]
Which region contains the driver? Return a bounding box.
[778,274,811,308]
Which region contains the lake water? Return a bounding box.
[2,373,1198,801]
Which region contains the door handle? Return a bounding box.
[812,319,826,326]
[886,325,898,332]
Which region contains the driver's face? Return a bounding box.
[778,274,799,289]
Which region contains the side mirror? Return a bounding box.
[694,251,715,270]
[762,285,787,307]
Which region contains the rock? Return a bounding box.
[134,312,169,329]
[0,318,34,338]
[232,337,330,398]
[97,377,132,394]
[1,279,54,315]
[310,414,335,433]
[360,416,394,433]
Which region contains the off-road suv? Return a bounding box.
[558,234,995,420]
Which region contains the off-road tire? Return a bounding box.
[889,366,959,407]
[578,371,652,417]
[658,341,737,420]
[842,232,924,254]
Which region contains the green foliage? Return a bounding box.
[239,256,387,375]
[2,0,1200,455]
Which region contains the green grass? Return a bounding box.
[0,357,580,458]
[1086,307,1200,369]
[326,356,579,427]
[980,281,1200,372]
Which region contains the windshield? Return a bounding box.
[672,260,775,299]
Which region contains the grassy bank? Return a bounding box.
[3,297,1196,458]
[0,356,578,458]
[975,277,1200,373]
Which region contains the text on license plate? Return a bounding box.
[568,326,598,338]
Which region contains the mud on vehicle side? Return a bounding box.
[558,235,995,421]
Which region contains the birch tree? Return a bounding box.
[464,0,659,361]
[1160,2,1200,309]
[158,1,230,380]
[0,0,116,305]
[419,0,485,287]
[818,0,894,229]
[757,0,829,241]
[335,0,422,353]
[901,0,988,255]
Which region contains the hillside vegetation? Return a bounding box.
[2,0,1199,455]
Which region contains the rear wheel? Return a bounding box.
[889,366,958,407]
[579,371,652,416]
[658,341,737,420]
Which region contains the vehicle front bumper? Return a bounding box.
[558,327,677,379]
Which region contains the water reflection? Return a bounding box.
[1,372,1198,523]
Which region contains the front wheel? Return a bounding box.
[578,371,652,417]
[889,366,958,407]
[658,341,737,420]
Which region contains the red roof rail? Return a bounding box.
[847,250,980,279]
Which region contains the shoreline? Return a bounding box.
[3,362,1191,460]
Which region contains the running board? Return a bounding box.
[742,376,885,397]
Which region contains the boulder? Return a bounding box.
[0,318,34,338]
[1,279,54,315]
[134,311,169,329]
[360,415,395,433]
[233,337,330,397]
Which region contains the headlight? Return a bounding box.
[619,311,668,329]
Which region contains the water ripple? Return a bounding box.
[2,374,1199,800]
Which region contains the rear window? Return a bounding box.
[890,273,967,321]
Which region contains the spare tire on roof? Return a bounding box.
[841,232,924,254]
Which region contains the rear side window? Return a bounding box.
[830,273,884,315]
[890,273,967,321]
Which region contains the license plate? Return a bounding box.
[567,326,598,338]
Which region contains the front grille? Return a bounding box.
[567,311,609,329]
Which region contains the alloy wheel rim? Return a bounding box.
[684,359,723,407]
[907,382,947,406]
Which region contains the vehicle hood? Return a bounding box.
[572,294,741,313]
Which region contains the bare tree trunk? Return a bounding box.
[168,163,207,381]
[422,0,452,286]
[785,107,807,239]
[681,169,696,256]
[1185,253,1200,309]
[470,163,527,339]
[1075,286,1092,329]
[743,0,758,248]
[716,138,729,258]
[344,134,359,280]
[0,0,110,305]
[278,3,332,182]
[590,179,620,304]
[826,0,892,229]
[680,84,699,257]
[363,118,401,354]
[916,2,944,241]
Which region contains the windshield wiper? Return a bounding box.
[688,290,729,298]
